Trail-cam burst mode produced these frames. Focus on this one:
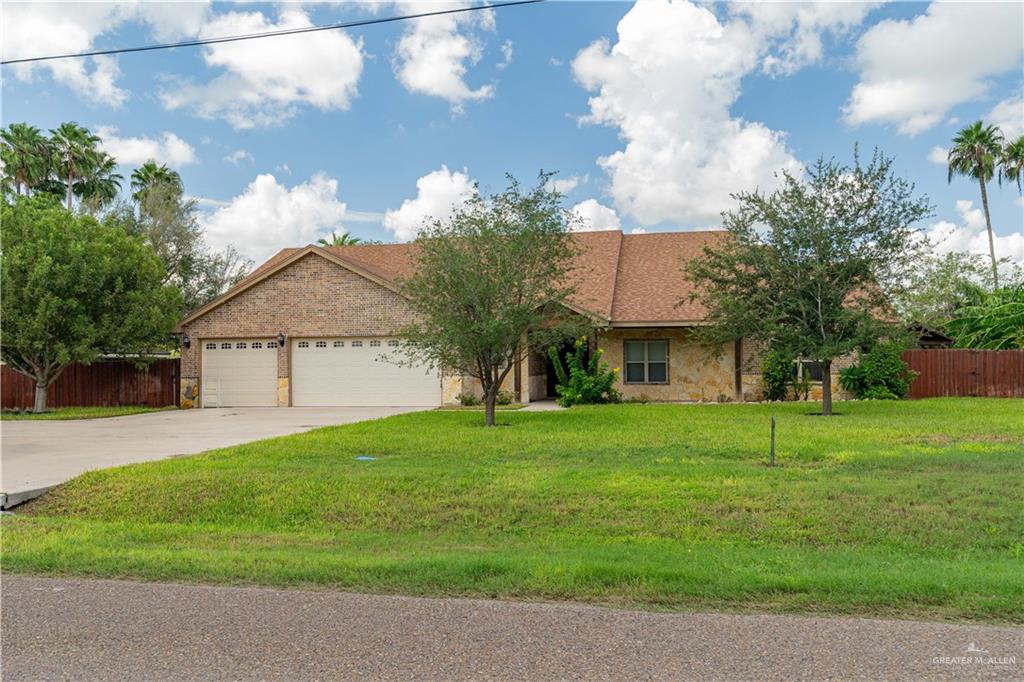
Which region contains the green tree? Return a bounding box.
[130,161,183,203]
[76,151,123,212]
[317,231,364,246]
[49,121,102,210]
[0,123,51,196]
[999,135,1024,193]
[947,121,1004,286]
[894,251,993,330]
[397,174,584,426]
[947,287,1024,349]
[686,150,931,416]
[1,196,181,412]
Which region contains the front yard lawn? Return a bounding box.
[1,406,175,420]
[4,399,1022,622]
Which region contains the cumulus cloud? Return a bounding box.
[393,1,495,112]
[200,173,348,263]
[572,0,811,227]
[926,199,1024,267]
[223,149,254,165]
[928,146,948,166]
[546,174,585,194]
[160,7,363,129]
[383,166,477,242]
[570,199,621,232]
[497,40,514,70]
[844,3,1024,135]
[96,126,197,168]
[2,2,210,106]
[987,95,1024,140]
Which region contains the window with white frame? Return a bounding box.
[221,342,232,349]
[236,342,247,349]
[387,339,399,347]
[624,340,669,384]
[298,341,309,348]
[369,340,381,347]
[206,343,216,350]
[333,340,344,348]
[252,342,262,349]
[315,340,327,348]
[352,340,363,347]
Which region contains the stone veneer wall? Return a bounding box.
[597,328,736,402]
[179,253,417,407]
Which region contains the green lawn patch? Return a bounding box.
[4,399,1022,622]
[1,406,175,420]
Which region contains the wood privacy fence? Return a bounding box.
[1,359,179,410]
[901,349,1024,399]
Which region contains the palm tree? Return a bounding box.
[948,121,1004,287]
[76,151,123,212]
[317,231,363,246]
[0,123,51,195]
[998,136,1024,193]
[50,122,101,210]
[131,161,182,202]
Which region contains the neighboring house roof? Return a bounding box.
[179,230,726,329]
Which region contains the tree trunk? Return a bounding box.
[65,174,74,211]
[484,390,497,427]
[821,359,833,416]
[33,381,48,413]
[978,176,999,288]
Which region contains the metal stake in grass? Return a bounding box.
[769,415,776,468]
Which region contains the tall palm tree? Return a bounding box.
[317,231,363,246]
[948,121,1004,287]
[76,151,123,212]
[0,123,51,195]
[50,122,101,210]
[130,161,182,202]
[998,135,1024,193]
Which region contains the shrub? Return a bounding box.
[760,349,792,402]
[457,392,480,407]
[496,389,514,406]
[549,337,621,407]
[839,343,917,400]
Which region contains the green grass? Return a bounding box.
[4,399,1023,622]
[1,406,175,420]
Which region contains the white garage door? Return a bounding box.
[201,339,278,407]
[291,338,440,407]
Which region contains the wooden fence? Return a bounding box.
[901,349,1024,399]
[2,359,179,410]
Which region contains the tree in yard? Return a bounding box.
[130,161,183,203]
[49,122,102,210]
[947,121,1004,286]
[76,151,123,213]
[0,123,51,196]
[397,174,585,426]
[893,251,994,331]
[1,196,181,412]
[998,135,1024,193]
[946,287,1024,350]
[317,231,365,246]
[686,149,932,416]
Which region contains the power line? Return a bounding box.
[1,0,544,66]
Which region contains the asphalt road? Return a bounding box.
[2,576,1020,681]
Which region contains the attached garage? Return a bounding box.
[291,337,440,407]
[201,339,278,407]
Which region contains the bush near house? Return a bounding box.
[839,343,917,400]
[760,349,792,402]
[549,338,620,407]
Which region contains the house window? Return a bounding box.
[205,343,216,350]
[334,341,344,348]
[315,340,327,348]
[221,342,232,349]
[252,342,262,349]
[298,341,309,348]
[793,360,824,382]
[369,340,381,347]
[352,340,363,347]
[624,340,669,384]
[268,342,277,349]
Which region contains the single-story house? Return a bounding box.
[175,230,831,408]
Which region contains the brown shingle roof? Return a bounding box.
[204,229,726,326]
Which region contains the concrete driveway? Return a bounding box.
[1,406,424,505]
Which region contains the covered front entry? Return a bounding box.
[201,339,278,407]
[291,337,441,407]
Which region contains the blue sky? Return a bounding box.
[3,1,1022,265]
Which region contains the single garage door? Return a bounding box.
[201,339,278,407]
[291,337,440,407]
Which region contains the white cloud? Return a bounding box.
[630,227,647,234]
[393,1,495,112]
[2,2,210,106]
[160,7,363,129]
[200,173,348,263]
[223,149,254,165]
[927,146,948,166]
[546,174,585,194]
[570,199,621,232]
[572,0,808,227]
[988,95,1024,140]
[497,40,514,70]
[926,199,1024,267]
[383,166,477,242]
[96,126,197,168]
[844,3,1024,135]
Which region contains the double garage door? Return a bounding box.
[201,338,440,407]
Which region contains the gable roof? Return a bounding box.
[179,230,726,329]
